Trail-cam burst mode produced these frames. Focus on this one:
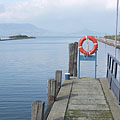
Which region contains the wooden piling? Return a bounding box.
[31,101,45,120]
[68,42,78,76]
[73,42,78,77]
[47,79,56,105]
[55,70,62,95]
[44,79,56,120]
[69,43,74,76]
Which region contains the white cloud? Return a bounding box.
[48,0,118,10]
[106,0,117,10]
[50,0,87,7]
[0,0,119,22]
[0,0,48,22]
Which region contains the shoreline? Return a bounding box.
[97,38,120,49]
[0,36,36,41]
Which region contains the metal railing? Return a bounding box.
[106,53,120,104]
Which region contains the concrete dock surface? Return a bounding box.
[47,78,120,120]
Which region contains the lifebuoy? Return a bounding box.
[78,36,98,55]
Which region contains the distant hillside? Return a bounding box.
[0,23,105,37]
[70,29,105,37]
[0,23,49,36]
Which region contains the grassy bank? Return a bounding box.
[104,35,120,41]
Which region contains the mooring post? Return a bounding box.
[44,79,56,119]
[47,79,56,105]
[55,70,62,95]
[31,101,45,120]
[73,42,78,77]
[69,43,74,76]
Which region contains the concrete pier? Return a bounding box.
[65,78,113,120]
[47,78,120,120]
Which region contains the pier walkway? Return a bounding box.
[47,78,120,120]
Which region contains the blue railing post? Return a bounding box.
[78,50,80,79]
[106,53,109,78]
[106,53,120,105]
[95,51,97,80]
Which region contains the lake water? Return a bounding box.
[0,36,120,120]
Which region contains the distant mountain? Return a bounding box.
[70,29,104,37]
[0,23,50,37]
[0,23,105,37]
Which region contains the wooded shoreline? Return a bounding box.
[0,35,36,41]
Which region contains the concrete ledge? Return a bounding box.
[47,79,73,120]
[99,78,120,120]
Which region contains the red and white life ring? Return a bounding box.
[78,36,98,55]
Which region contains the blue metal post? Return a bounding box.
[95,51,97,80]
[78,50,80,79]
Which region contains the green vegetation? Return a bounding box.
[9,35,35,39]
[104,35,120,41]
[0,35,36,41]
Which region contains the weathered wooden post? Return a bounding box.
[44,79,56,119]
[55,70,62,95]
[68,42,78,76]
[73,42,78,77]
[31,101,45,120]
[69,43,75,76]
[47,79,56,105]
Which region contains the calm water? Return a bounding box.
[0,37,120,120]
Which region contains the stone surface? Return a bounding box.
[47,78,115,120]
[65,78,113,120]
[47,80,73,120]
[99,78,120,120]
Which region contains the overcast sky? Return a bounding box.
[0,0,120,34]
